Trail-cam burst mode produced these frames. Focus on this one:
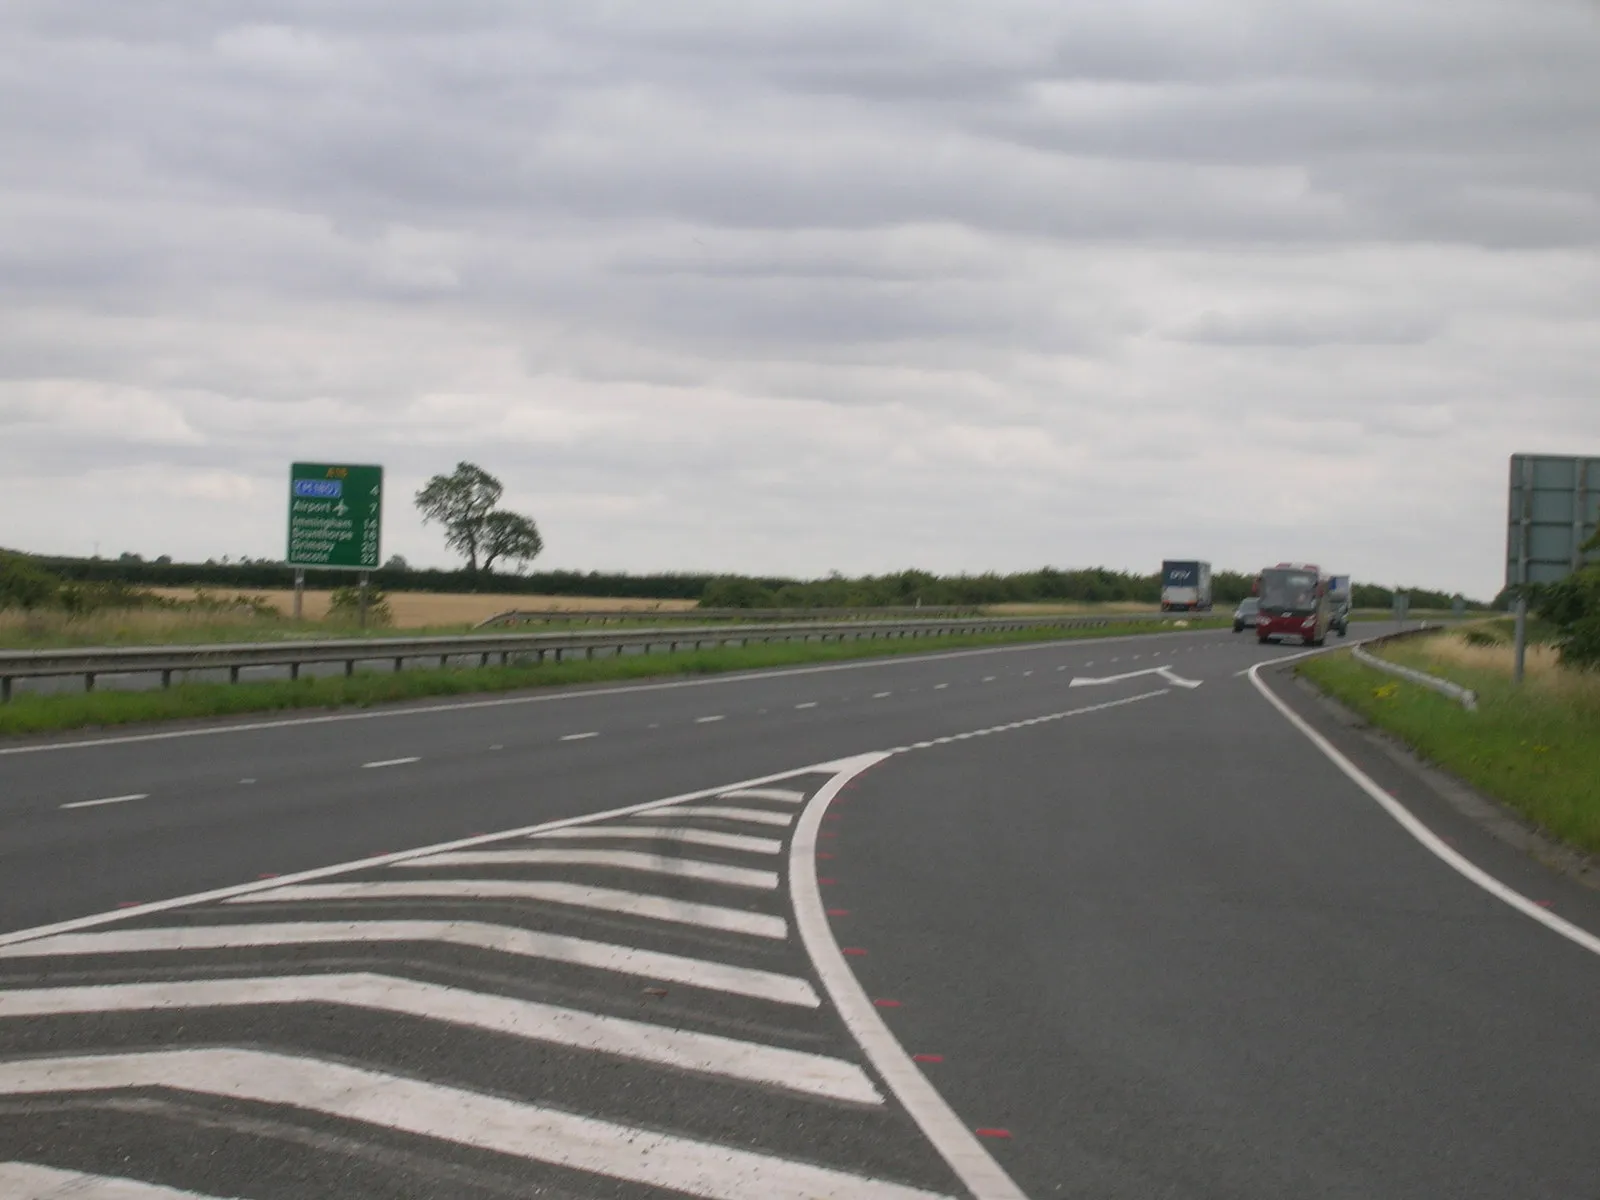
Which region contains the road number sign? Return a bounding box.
[287,463,383,570]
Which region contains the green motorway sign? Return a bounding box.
[286,462,383,570]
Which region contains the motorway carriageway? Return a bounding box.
[0,623,1596,1198]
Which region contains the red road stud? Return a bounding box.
[975,1128,1013,1140]
[116,902,141,909]
[842,947,868,957]
[826,909,849,917]
[818,878,837,885]
[874,999,902,1008]
[819,831,838,839]
[914,1054,944,1063]
[1536,899,1553,908]
[256,873,278,880]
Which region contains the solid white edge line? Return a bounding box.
[790,755,1029,1200]
[0,761,838,950]
[1,627,1231,756]
[59,793,148,810]
[1248,661,1600,959]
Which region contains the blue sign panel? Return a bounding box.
[294,479,343,499]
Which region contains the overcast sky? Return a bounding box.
[2,1,1597,598]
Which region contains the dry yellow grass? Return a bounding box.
[145,588,699,628]
[1398,629,1600,713]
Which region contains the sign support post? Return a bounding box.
[359,572,370,630]
[1513,595,1528,685]
[293,570,305,621]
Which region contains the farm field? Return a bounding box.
[144,588,700,626]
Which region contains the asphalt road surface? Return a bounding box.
[1,623,1596,1198]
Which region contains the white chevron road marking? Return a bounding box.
[228,880,787,938]
[0,1051,954,1200]
[0,921,817,1006]
[0,975,878,1103]
[717,787,808,804]
[638,805,795,828]
[0,1161,239,1198]
[403,850,778,890]
[529,826,783,856]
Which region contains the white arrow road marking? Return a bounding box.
[0,1162,237,1198]
[529,826,783,855]
[0,1051,954,1200]
[0,975,880,1104]
[1069,665,1203,689]
[637,805,795,828]
[0,921,816,1007]
[228,880,787,938]
[403,850,778,891]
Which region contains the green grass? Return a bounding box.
[0,617,1228,737]
[1299,650,1600,856]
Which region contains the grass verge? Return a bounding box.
[1298,639,1600,856]
[0,618,1227,738]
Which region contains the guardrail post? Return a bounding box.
[345,660,355,678]
[290,663,300,682]
[161,669,172,689]
[85,673,95,693]
[480,652,489,667]
[586,646,595,660]
[1,676,10,704]
[395,657,405,673]
[229,666,240,684]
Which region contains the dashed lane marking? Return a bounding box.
[696,714,726,723]
[795,701,819,709]
[559,731,600,742]
[402,849,779,890]
[0,975,879,1103]
[0,1050,949,1200]
[59,793,147,811]
[3,626,1233,756]
[229,879,788,938]
[873,691,893,699]
[361,756,420,769]
[0,921,817,1007]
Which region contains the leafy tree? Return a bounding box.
[414,462,506,572]
[481,511,543,575]
[0,553,59,611]
[700,577,777,608]
[382,554,410,572]
[1533,527,1600,669]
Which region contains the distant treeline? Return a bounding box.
[12,554,1483,611]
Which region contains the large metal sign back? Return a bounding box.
[1506,454,1599,588]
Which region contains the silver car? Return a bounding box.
[1232,597,1262,633]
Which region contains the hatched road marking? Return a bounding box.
[2,695,1204,1197]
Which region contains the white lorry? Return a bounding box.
[1160,560,1213,612]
